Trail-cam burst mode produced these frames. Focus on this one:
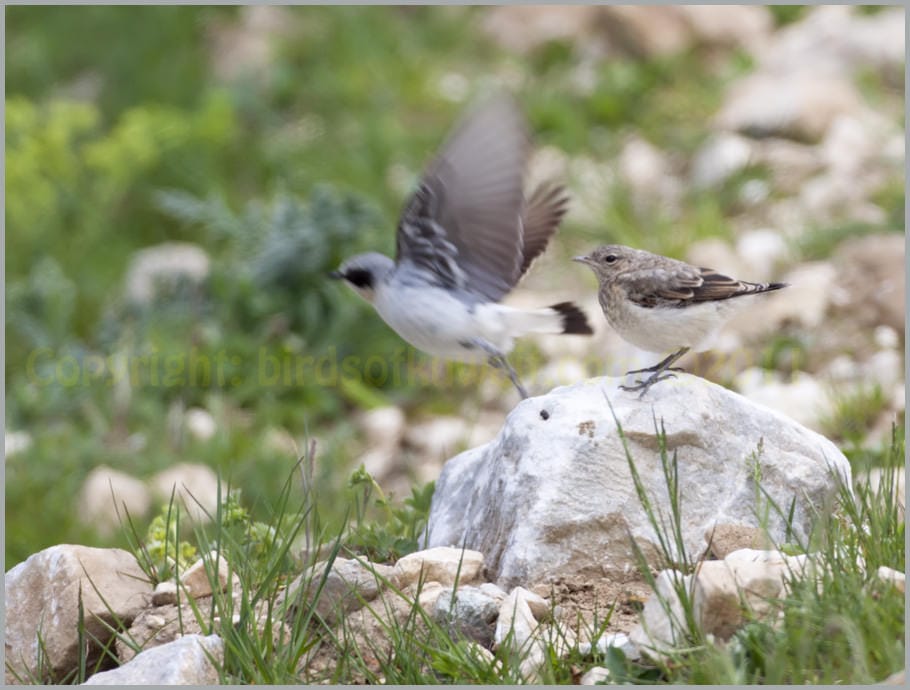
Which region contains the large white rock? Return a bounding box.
[5,546,151,683]
[83,634,222,685]
[425,376,850,587]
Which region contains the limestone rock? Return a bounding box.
[83,634,222,685]
[433,585,501,645]
[481,6,598,55]
[151,581,178,607]
[149,463,219,524]
[629,570,693,656]
[831,234,905,334]
[494,587,545,680]
[715,71,861,143]
[733,369,829,432]
[690,132,753,189]
[580,666,611,685]
[4,430,32,458]
[78,466,152,537]
[393,547,484,588]
[876,566,905,594]
[282,557,399,624]
[358,406,406,450]
[404,416,470,461]
[5,545,151,683]
[705,524,769,560]
[125,242,210,305]
[185,407,217,442]
[425,376,850,587]
[579,631,640,661]
[180,551,232,599]
[693,560,743,639]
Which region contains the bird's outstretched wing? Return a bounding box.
[518,182,570,279]
[395,95,530,302]
[620,266,785,309]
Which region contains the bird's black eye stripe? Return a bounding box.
[344,268,374,289]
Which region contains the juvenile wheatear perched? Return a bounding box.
[331,96,593,398]
[574,244,787,397]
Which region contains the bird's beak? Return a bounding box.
[328,270,343,280]
[572,255,592,266]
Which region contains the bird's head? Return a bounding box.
[329,252,395,303]
[572,244,633,281]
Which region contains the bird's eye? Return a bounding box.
[344,268,374,289]
[604,254,618,264]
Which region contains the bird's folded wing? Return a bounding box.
[621,266,762,308]
[395,95,529,302]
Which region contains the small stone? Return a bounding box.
[185,408,217,442]
[478,582,508,602]
[735,230,789,283]
[417,581,446,610]
[433,585,500,645]
[83,634,222,685]
[734,369,829,431]
[358,406,406,450]
[873,326,900,351]
[494,587,546,679]
[862,350,902,392]
[693,560,742,640]
[78,466,153,538]
[180,552,230,599]
[144,614,167,630]
[629,570,693,659]
[580,666,611,685]
[876,566,905,594]
[715,72,862,143]
[4,430,32,458]
[151,581,178,606]
[511,586,551,622]
[125,242,210,305]
[691,132,753,189]
[579,632,639,660]
[706,524,769,559]
[149,463,220,524]
[404,417,470,460]
[393,547,484,588]
[282,557,398,624]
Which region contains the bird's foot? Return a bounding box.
[620,372,678,399]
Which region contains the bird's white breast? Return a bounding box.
[372,283,508,362]
[608,298,747,354]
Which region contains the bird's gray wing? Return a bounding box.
[518,183,570,279]
[621,265,779,308]
[395,95,529,301]
[617,264,706,308]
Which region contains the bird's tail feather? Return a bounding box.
[500,302,593,336]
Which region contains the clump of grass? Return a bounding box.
[820,383,889,447]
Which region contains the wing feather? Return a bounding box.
[395,95,529,301]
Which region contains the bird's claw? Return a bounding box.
[619,372,678,399]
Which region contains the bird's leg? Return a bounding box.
[626,349,689,376]
[620,347,690,399]
[465,338,529,399]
